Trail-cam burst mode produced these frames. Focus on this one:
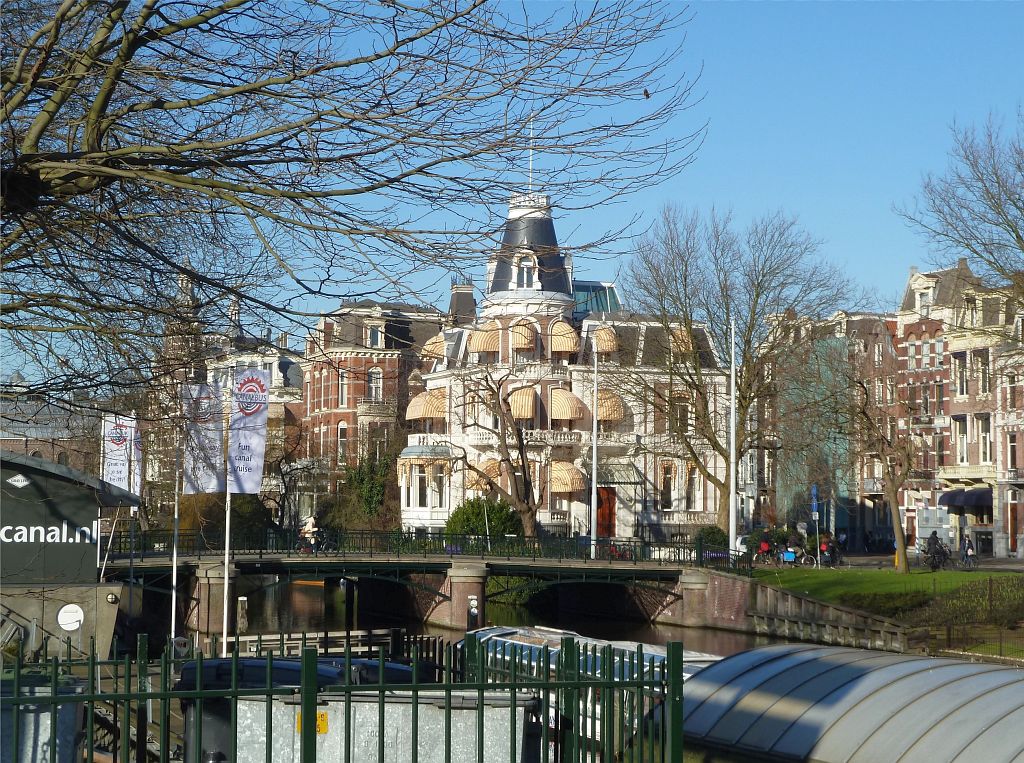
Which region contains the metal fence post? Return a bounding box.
[695,536,704,568]
[665,641,684,762]
[300,647,318,763]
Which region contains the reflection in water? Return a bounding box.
[242,582,774,655]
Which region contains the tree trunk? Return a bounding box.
[518,507,538,539]
[887,487,909,573]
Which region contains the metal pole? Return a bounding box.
[222,385,232,658]
[590,334,599,560]
[170,442,181,638]
[728,317,737,553]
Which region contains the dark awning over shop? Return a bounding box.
[961,487,992,513]
[937,488,965,507]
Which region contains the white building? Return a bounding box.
[398,193,727,540]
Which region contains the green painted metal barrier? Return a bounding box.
[1,632,686,762]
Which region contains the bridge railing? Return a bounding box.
[105,528,752,574]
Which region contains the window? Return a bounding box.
[433,465,446,509]
[338,371,347,407]
[660,465,674,512]
[935,382,944,413]
[874,378,884,404]
[415,465,428,507]
[516,256,536,289]
[955,417,968,465]
[978,415,992,463]
[873,343,883,367]
[955,354,968,396]
[1010,374,1018,409]
[934,338,944,367]
[906,342,916,370]
[917,289,932,316]
[975,350,991,394]
[320,369,328,408]
[337,423,348,465]
[964,296,977,327]
[305,375,311,416]
[921,338,931,368]
[886,377,896,404]
[935,436,945,468]
[367,368,383,401]
[921,386,931,415]
[368,325,383,348]
[1010,433,1018,471]
[670,400,690,433]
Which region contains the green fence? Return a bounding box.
[2,633,685,763]
[103,528,752,575]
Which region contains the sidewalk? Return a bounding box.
[841,552,1024,571]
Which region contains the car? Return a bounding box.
[735,535,749,554]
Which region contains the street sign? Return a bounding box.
[811,511,819,521]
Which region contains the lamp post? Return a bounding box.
[590,333,599,560]
[728,317,738,553]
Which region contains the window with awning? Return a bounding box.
[596,389,625,421]
[408,388,447,419]
[421,332,446,359]
[549,321,580,353]
[465,458,501,490]
[406,391,428,420]
[549,460,586,493]
[592,325,617,353]
[468,321,500,352]
[508,386,537,419]
[510,322,537,350]
[549,388,587,420]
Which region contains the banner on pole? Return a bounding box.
[101,413,135,491]
[227,368,270,495]
[183,384,225,495]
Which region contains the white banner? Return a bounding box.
[131,427,143,496]
[101,414,135,491]
[183,384,225,495]
[227,368,270,495]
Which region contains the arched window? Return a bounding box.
[56,452,68,466]
[367,368,383,402]
[337,423,348,466]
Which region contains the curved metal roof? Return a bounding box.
[681,644,1024,763]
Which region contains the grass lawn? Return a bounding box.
[751,566,1018,604]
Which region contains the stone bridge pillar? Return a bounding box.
[186,561,236,638]
[425,563,488,630]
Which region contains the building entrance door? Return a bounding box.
[597,487,616,538]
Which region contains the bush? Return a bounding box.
[695,525,729,549]
[445,497,523,538]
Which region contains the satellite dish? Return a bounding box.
[56,604,85,632]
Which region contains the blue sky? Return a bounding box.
[561,1,1023,309]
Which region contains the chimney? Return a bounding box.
[278,332,290,349]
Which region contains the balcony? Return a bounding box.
[524,430,583,446]
[861,478,884,494]
[407,433,451,448]
[465,430,498,448]
[1007,468,1020,482]
[357,397,396,419]
[938,464,997,482]
[582,431,639,450]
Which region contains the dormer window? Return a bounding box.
[917,289,932,317]
[367,323,384,349]
[516,256,537,289]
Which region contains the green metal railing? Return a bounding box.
[103,528,752,575]
[1,633,685,762]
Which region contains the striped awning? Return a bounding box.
[510,322,537,350]
[466,458,501,490]
[421,332,446,359]
[549,388,587,420]
[592,326,617,353]
[406,391,429,420]
[596,389,625,421]
[550,461,587,493]
[422,388,447,418]
[508,386,537,419]
[671,327,693,353]
[468,321,500,352]
[549,321,580,353]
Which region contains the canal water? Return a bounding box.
[241,581,775,657]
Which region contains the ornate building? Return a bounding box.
[398,193,727,540]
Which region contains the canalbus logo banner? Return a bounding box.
[101,413,135,491]
[183,383,225,494]
[227,369,270,494]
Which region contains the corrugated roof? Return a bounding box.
[682,644,1024,763]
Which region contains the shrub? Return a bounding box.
[445,497,523,537]
[838,591,932,619]
[695,525,729,548]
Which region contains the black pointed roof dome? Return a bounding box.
[486,194,571,296]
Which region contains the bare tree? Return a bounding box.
[624,206,857,530]
[900,113,1024,303]
[2,0,703,410]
